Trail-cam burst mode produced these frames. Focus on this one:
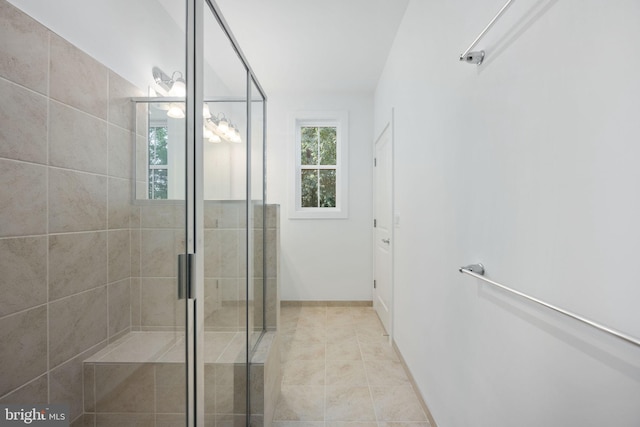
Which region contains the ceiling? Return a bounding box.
[214,0,409,94]
[8,0,408,96]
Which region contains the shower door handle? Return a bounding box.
[178,253,196,300]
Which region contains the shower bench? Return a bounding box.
[82,330,280,426]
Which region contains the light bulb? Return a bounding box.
[167,103,185,118]
[217,117,229,134]
[169,75,186,97]
[226,124,236,140]
[203,103,211,119]
[231,129,242,143]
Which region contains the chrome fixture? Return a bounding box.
[458,264,640,347]
[459,263,484,275]
[152,66,186,97]
[204,112,242,144]
[459,0,515,65]
[461,51,485,65]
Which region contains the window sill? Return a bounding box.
[289,207,348,219]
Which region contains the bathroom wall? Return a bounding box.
[0,0,140,422]
[374,0,640,426]
[266,91,374,302]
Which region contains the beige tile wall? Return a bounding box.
[0,1,142,424]
[132,201,279,334]
[131,203,184,331]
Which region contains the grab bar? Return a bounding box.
[459,0,516,65]
[459,264,640,348]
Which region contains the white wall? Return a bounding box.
[267,91,374,301]
[375,0,640,426]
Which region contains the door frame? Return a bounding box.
[372,109,395,342]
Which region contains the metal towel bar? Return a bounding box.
[459,264,640,348]
[459,0,516,65]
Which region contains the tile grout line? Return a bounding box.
[0,373,48,402]
[0,153,131,181]
[357,317,379,425]
[0,74,47,98]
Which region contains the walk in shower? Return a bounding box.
[0,0,279,426]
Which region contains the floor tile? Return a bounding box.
[359,342,399,361]
[325,360,367,386]
[364,360,409,386]
[282,360,325,385]
[370,386,427,422]
[275,305,430,425]
[326,326,358,342]
[273,386,324,421]
[326,338,361,361]
[355,327,388,344]
[325,386,376,421]
[281,340,325,362]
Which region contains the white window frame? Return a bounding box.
[148,121,169,200]
[289,111,348,219]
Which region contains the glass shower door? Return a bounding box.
[79,1,194,426]
[133,1,196,425]
[133,1,204,424]
[136,1,267,424]
[196,2,267,426]
[200,3,250,425]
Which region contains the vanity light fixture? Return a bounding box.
[203,103,212,119]
[167,103,185,119]
[227,124,242,143]
[204,113,242,144]
[152,66,186,97]
[203,127,221,143]
[217,115,230,134]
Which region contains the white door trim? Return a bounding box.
[372,109,395,342]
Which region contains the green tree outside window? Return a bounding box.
[300,126,337,208]
[149,126,169,199]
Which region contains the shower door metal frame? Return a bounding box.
[185,0,203,426]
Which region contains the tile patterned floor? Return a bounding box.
[273,305,432,427]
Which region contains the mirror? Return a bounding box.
[134,100,247,201]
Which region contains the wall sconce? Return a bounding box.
[153,66,186,97]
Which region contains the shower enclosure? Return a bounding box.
[0,0,277,426]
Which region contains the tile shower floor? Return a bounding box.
[274,305,433,427]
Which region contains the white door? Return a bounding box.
[373,121,393,336]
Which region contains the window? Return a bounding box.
[148,125,169,199]
[301,126,337,207]
[291,112,348,219]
